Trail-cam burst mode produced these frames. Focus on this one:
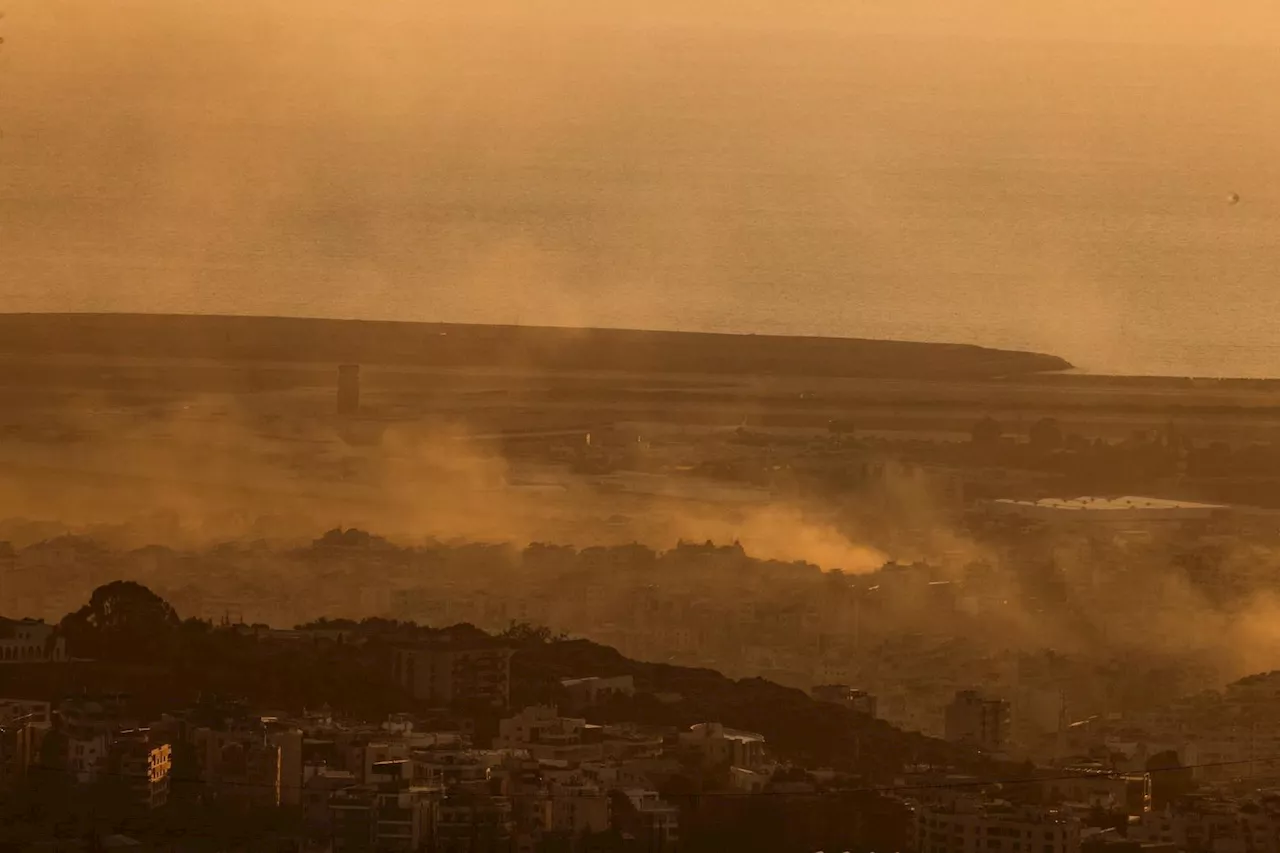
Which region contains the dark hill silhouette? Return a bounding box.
[511,635,986,780]
[0,313,1071,379]
[0,582,990,785]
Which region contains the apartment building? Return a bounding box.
[108,729,172,811]
[679,722,768,770]
[945,690,1012,753]
[494,705,606,763]
[392,639,514,710]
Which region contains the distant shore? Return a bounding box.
[0,312,1071,381]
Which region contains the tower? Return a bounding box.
[337,364,360,415]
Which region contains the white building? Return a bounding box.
[0,618,66,664]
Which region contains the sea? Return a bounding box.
[2,9,1278,378]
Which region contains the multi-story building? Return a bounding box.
[435,787,515,853]
[911,798,1081,853]
[107,728,172,811]
[59,694,136,784]
[191,721,283,807]
[679,722,767,770]
[620,788,680,852]
[542,775,611,838]
[0,617,66,664]
[392,639,514,710]
[494,706,606,763]
[945,690,1011,753]
[354,740,413,784]
[305,767,359,835]
[329,761,441,853]
[0,699,52,792]
[39,697,170,809]
[266,721,304,807]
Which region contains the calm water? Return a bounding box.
[2,9,1278,377]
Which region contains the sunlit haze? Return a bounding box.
[2,1,1279,375]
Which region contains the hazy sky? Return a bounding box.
[2,1,1278,374]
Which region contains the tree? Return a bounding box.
[499,621,565,645]
[1029,417,1064,452]
[59,581,180,662]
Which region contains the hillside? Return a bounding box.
[0,313,1071,379]
[0,582,988,784]
[512,635,989,781]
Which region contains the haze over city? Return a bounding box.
[7,3,1280,852]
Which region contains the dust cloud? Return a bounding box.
[5,401,1280,689]
[4,0,1280,688]
[0,400,884,572]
